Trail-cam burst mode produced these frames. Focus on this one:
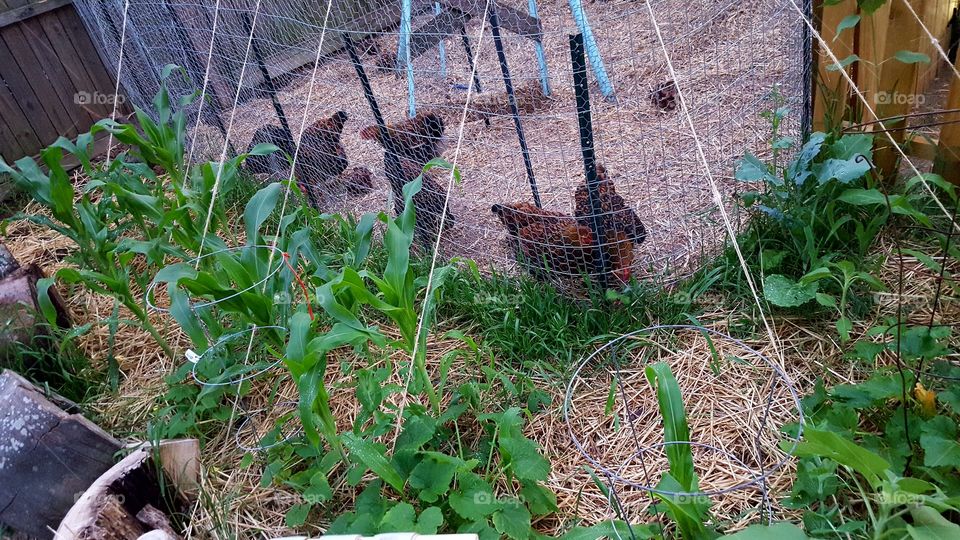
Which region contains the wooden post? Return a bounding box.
[873,0,927,181]
[935,54,960,184]
[812,0,858,132]
[857,2,892,111]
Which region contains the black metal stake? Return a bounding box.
[343,32,408,215]
[165,0,235,155]
[458,22,482,94]
[343,33,393,153]
[489,2,541,208]
[569,32,609,289]
[240,11,295,143]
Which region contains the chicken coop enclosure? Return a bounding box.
[74,0,812,284]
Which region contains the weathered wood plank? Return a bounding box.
[935,54,960,184]
[0,37,58,146]
[409,8,470,61]
[873,0,926,180]
[56,5,119,107]
[19,15,93,135]
[35,8,111,119]
[0,24,77,137]
[0,0,72,29]
[442,0,541,39]
[812,0,857,132]
[0,369,121,538]
[0,115,26,162]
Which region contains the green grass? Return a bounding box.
[433,260,691,375]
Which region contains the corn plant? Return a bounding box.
[1,65,278,361]
[645,362,718,540]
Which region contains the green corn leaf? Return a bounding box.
[644,362,695,491]
[244,182,282,243]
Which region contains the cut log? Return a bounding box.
[0,262,71,360]
[0,370,122,538]
[56,440,198,540]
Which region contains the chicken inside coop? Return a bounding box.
[492,164,645,285]
[361,112,455,244]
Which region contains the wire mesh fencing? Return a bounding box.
[75,0,810,285]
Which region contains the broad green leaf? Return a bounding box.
[284,503,311,528]
[492,499,532,540]
[895,50,931,64]
[827,54,860,71]
[813,158,871,184]
[381,502,417,532]
[450,472,497,521]
[790,428,890,488]
[735,152,779,185]
[500,434,551,482]
[834,15,860,39]
[416,506,444,534]
[763,274,818,307]
[920,416,960,469]
[341,432,406,493]
[907,506,960,539]
[408,451,462,503]
[520,481,558,516]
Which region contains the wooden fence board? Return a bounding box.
[0,2,125,164]
[56,5,118,101]
[0,73,40,157]
[0,24,77,136]
[873,0,927,179]
[0,117,25,162]
[0,0,72,28]
[813,0,857,132]
[935,54,960,183]
[0,38,58,147]
[20,16,94,135]
[37,9,109,120]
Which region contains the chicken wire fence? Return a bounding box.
[75,0,812,285]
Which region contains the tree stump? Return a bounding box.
[0,370,122,538]
[0,249,71,360]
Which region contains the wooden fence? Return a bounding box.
[813,0,960,183]
[0,0,119,165]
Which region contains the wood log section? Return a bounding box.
[0,248,71,360]
[56,439,198,540]
[0,370,122,538]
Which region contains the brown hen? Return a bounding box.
[362,113,454,244]
[491,202,633,283]
[573,164,647,245]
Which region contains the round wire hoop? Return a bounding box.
[145,244,286,314]
[564,325,804,497]
[190,325,288,387]
[235,400,302,453]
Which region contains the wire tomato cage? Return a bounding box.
[563,325,804,533]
